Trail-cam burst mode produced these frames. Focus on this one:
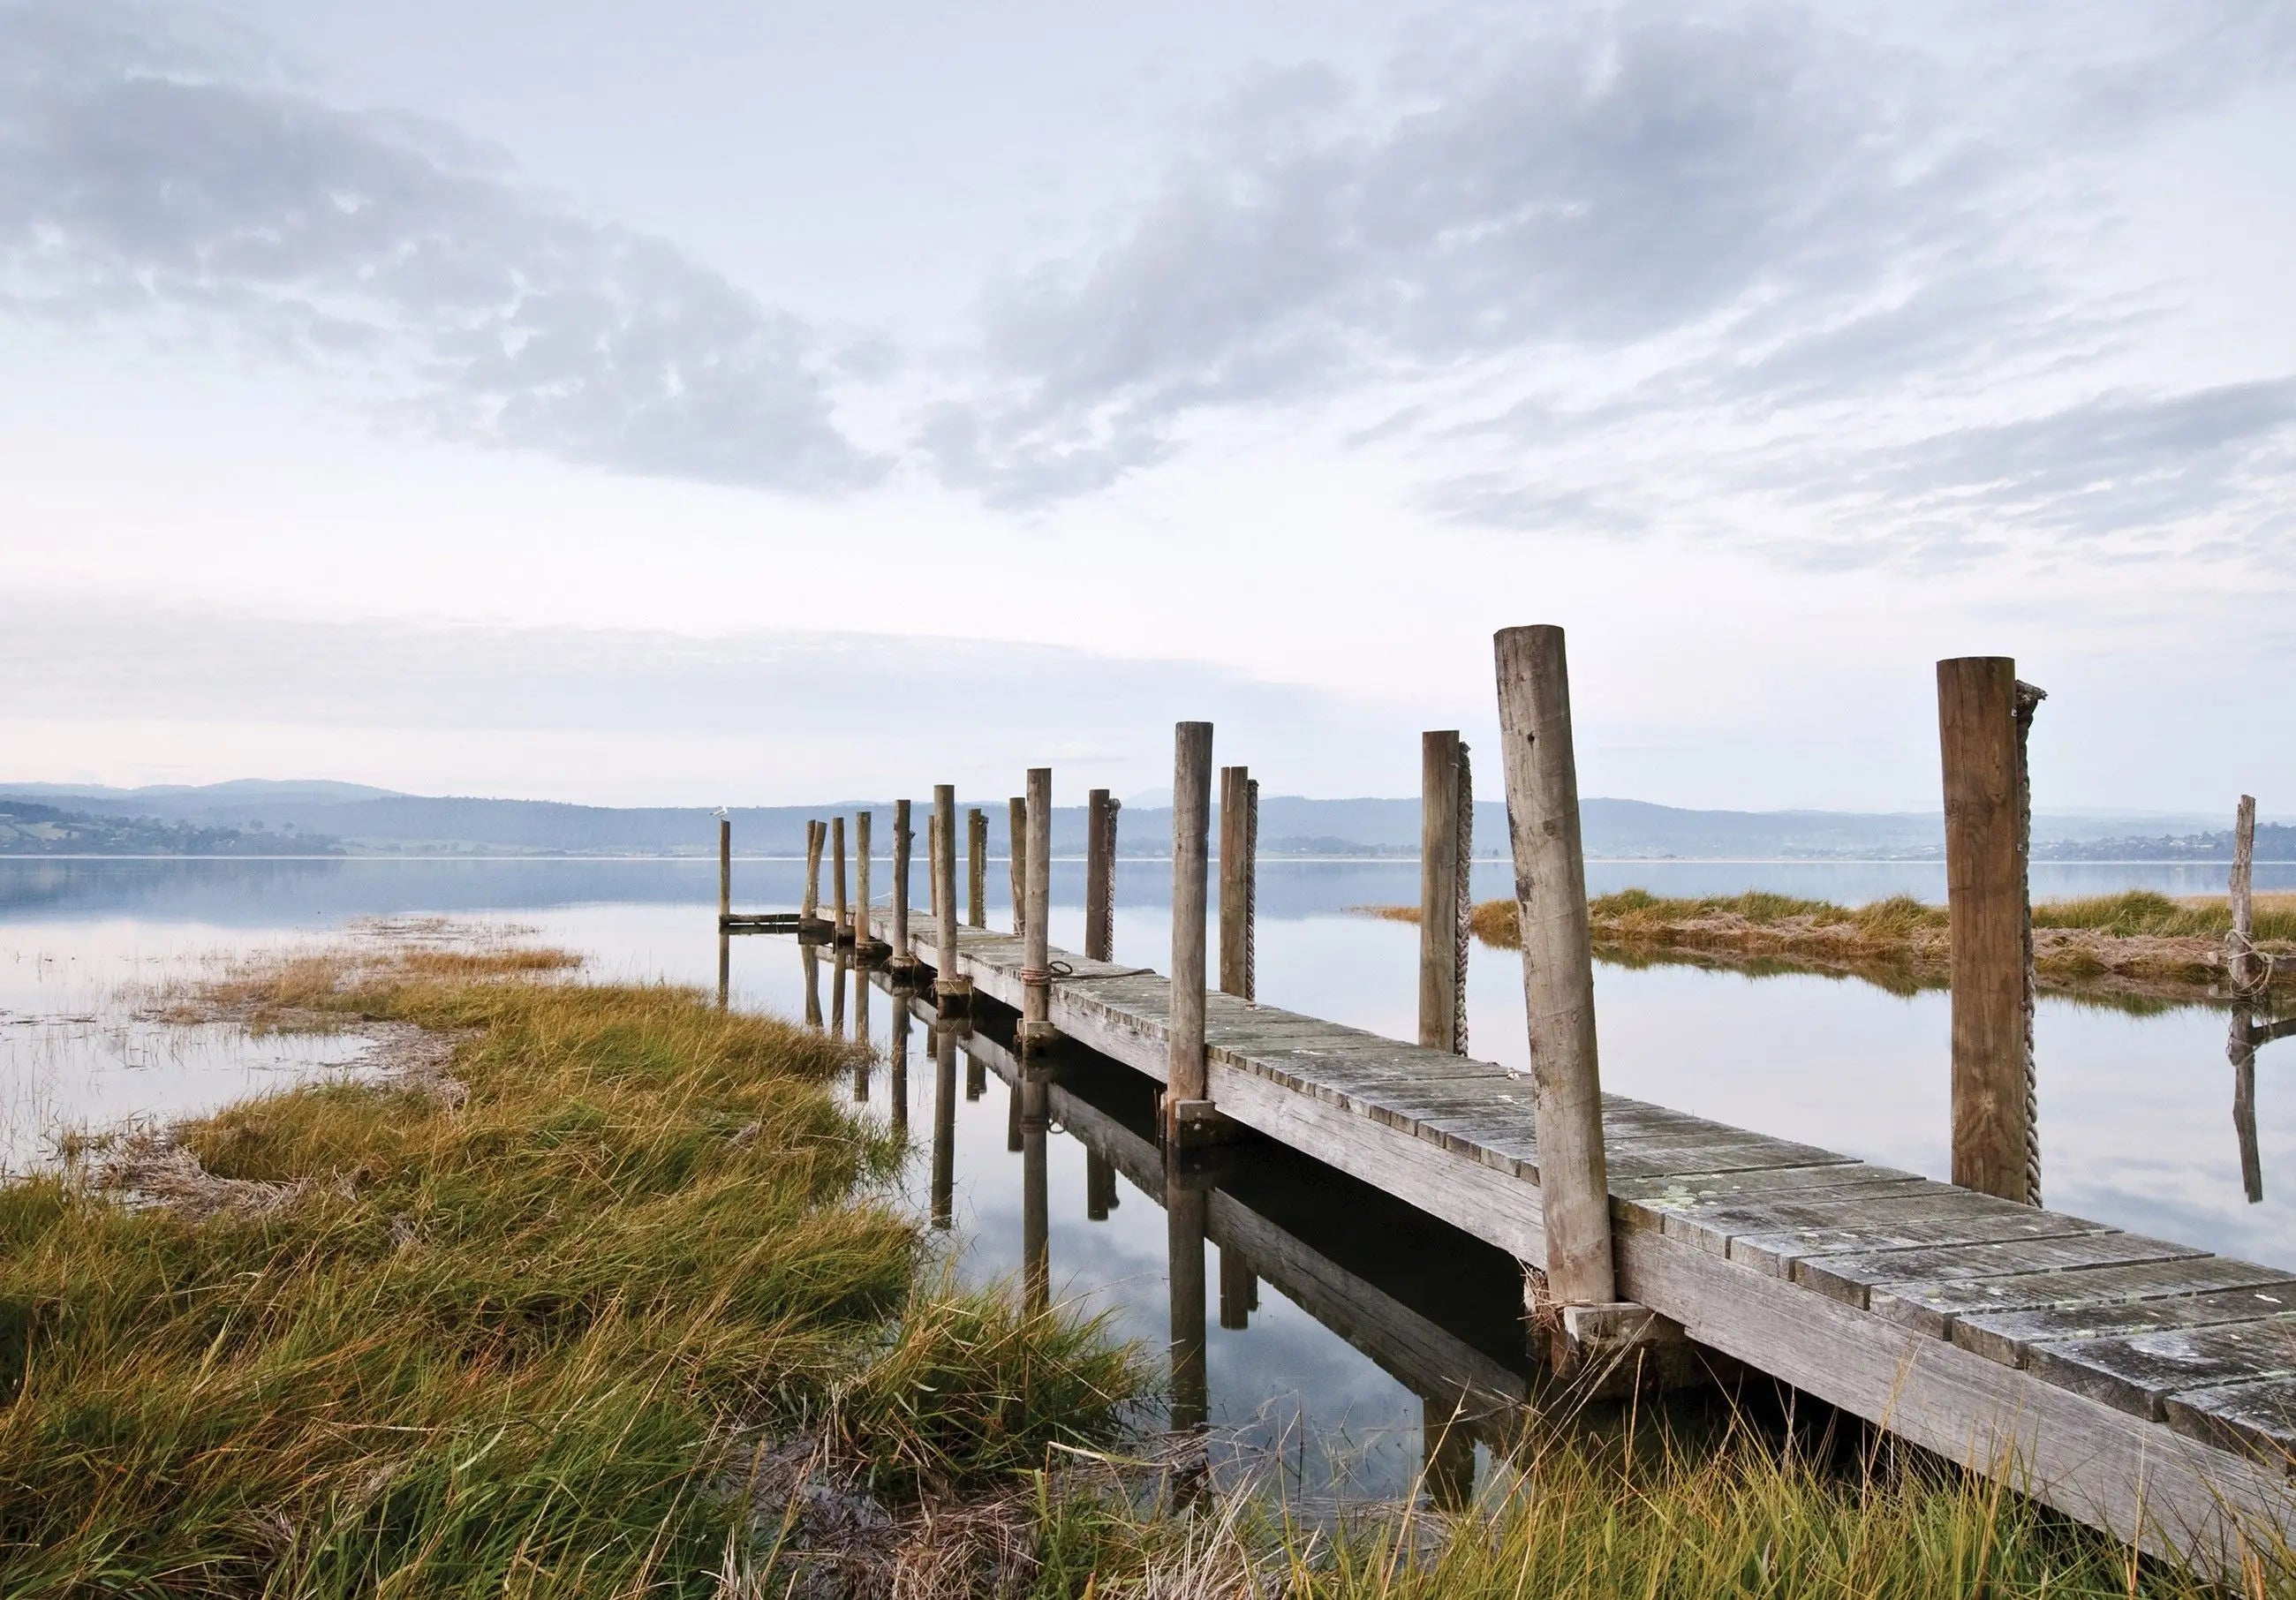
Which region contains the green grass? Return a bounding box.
[0,950,1141,1596]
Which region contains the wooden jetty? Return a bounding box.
[734,630,2293,1578]
[870,909,2296,1572]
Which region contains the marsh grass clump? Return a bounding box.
[0,946,1141,1595]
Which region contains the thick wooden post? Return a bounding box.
[1219,766,1255,999]
[1420,731,1466,1053]
[1023,767,1055,1044]
[1493,625,1615,1309]
[2232,795,2260,992]
[889,799,914,972]
[1008,796,1027,936]
[854,811,874,954]
[967,807,988,929]
[933,785,966,1004]
[1937,657,2036,1205]
[1166,722,1214,1140]
[1022,1069,1050,1316]
[718,816,731,923]
[1085,789,1118,962]
[830,816,850,943]
[802,820,824,923]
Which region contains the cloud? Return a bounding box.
[931,0,2296,570]
[0,0,883,492]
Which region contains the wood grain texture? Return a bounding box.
[889,800,912,963]
[1086,788,1115,962]
[1023,767,1053,1031]
[1493,624,1614,1307]
[967,807,987,930]
[1219,764,1251,998]
[1168,722,1213,1121]
[1937,656,2031,1203]
[1420,729,1463,1053]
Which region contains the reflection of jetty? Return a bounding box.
[728,633,2295,1579]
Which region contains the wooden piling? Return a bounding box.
[967,807,988,929]
[2232,795,2259,992]
[934,785,966,1004]
[1493,625,1615,1309]
[1937,657,2037,1205]
[803,820,823,922]
[887,982,910,1139]
[1085,789,1118,962]
[854,811,875,957]
[1419,730,1467,1053]
[1219,766,1255,1000]
[1023,767,1054,1045]
[1008,796,1027,936]
[851,970,870,1095]
[889,800,915,972]
[1167,721,1214,1140]
[717,816,731,924]
[830,816,849,943]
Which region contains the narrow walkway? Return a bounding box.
[872,912,2296,1575]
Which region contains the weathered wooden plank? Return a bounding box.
[1801,1234,2203,1314]
[1612,1164,1925,1209]
[2025,1317,2296,1422]
[1872,1256,2296,1340]
[1953,1283,2296,1368]
[1643,1181,2092,1262]
[2162,1375,2296,1469]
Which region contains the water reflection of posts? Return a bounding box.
[1007,1076,1023,1152]
[1167,1175,1210,1435]
[1218,1245,1258,1330]
[2231,1006,2296,1204]
[1085,1151,1117,1220]
[967,1053,986,1101]
[829,947,849,1038]
[1022,1068,1051,1317]
[851,965,872,1101]
[801,941,823,1029]
[932,1018,959,1229]
[1422,1392,1476,1511]
[887,986,910,1139]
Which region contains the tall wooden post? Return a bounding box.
[928,812,943,928]
[718,815,731,923]
[967,807,988,929]
[2232,795,2260,992]
[1493,626,1615,1309]
[1085,789,1118,962]
[1023,767,1055,1045]
[854,811,874,952]
[1420,731,1469,1053]
[1937,657,2039,1205]
[1219,766,1256,1000]
[830,816,850,943]
[889,799,914,973]
[1167,722,1214,1140]
[1008,796,1027,936]
[802,820,824,924]
[933,785,966,1004]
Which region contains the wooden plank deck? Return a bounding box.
[868,912,2296,1575]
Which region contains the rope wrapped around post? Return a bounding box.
[2013,679,2046,1210]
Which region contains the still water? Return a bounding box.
[4,855,2292,1495]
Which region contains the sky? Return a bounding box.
[3,0,2292,811]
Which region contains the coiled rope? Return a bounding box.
[2014,680,2046,1209]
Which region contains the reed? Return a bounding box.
[0,944,1140,1595]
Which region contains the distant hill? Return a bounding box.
[0,781,2263,861]
[0,798,343,857]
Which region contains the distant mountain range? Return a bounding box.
[0,781,2275,862]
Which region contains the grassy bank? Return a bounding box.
[3,940,2280,1595]
[0,942,1138,1594]
[1363,889,2296,1001]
